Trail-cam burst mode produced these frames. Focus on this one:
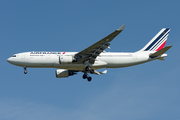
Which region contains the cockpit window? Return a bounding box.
[12,55,16,57]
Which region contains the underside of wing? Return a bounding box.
[74,24,125,64]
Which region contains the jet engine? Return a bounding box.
[56,69,76,78]
[59,55,73,64]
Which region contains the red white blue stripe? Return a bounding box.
[141,28,170,51]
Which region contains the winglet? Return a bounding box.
[117,24,125,31]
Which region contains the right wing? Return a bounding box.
[74,25,125,64]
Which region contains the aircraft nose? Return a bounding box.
[7,57,12,63]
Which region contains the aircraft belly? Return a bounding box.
[53,60,108,71]
[53,64,86,71]
[23,60,55,67]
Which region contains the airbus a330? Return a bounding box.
[7,25,172,81]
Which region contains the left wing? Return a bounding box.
[74,24,125,64]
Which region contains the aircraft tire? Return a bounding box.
[90,69,94,74]
[83,74,87,79]
[24,71,27,74]
[87,77,92,82]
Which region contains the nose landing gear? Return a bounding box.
[24,67,27,74]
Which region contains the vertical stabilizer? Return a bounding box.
[140,28,170,51]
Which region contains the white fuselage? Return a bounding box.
[7,51,157,71]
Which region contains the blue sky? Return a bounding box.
[1,0,180,120]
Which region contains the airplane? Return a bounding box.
[7,25,172,82]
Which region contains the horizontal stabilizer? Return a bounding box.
[150,45,172,58]
[158,57,165,60]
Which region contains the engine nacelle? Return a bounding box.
[56,69,76,78]
[59,55,73,64]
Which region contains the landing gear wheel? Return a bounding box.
[87,77,92,82]
[83,74,87,79]
[24,70,27,74]
[90,69,94,74]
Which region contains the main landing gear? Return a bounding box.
[24,66,27,74]
[83,73,92,82]
[82,66,94,82]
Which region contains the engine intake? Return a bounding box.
[56,69,76,78]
